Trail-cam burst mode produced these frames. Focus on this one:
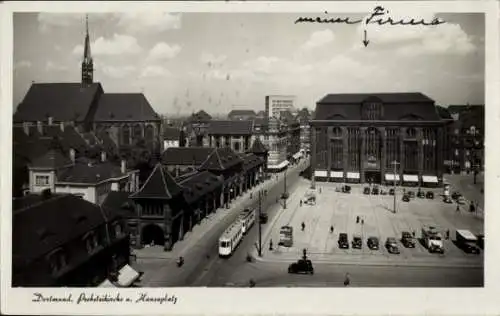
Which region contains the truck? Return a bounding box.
[456,229,481,254]
[278,225,293,247]
[421,226,444,253]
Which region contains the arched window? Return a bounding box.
[406,128,417,139]
[332,127,342,138]
[364,128,381,164]
[362,102,383,120]
[145,125,154,141]
[133,124,142,140]
[122,125,131,145]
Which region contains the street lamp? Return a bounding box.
[391,160,400,213]
[283,168,288,209]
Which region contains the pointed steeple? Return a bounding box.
[81,14,94,85]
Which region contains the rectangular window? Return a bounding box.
[35,175,50,186]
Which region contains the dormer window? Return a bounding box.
[35,175,50,186]
[362,100,383,120]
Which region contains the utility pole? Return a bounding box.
[258,190,262,257]
[283,169,287,209]
[391,160,400,213]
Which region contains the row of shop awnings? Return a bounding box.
[314,170,439,183]
[268,160,290,169]
[98,264,141,287]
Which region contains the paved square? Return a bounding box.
[264,181,483,265]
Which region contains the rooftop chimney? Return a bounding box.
[23,122,30,136]
[37,121,43,135]
[48,117,53,126]
[69,148,76,163]
[60,122,65,132]
[121,159,126,174]
[101,151,107,162]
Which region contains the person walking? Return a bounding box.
[361,219,364,225]
[300,200,303,207]
[456,205,460,213]
[301,222,306,231]
[330,225,334,234]
[344,273,350,286]
[356,216,360,224]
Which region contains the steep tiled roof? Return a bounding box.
[239,153,264,171]
[13,82,103,123]
[29,148,73,170]
[94,93,160,122]
[161,147,214,166]
[249,138,268,154]
[315,92,440,121]
[56,161,127,184]
[163,127,181,141]
[13,194,114,269]
[101,191,136,218]
[198,147,243,171]
[130,163,183,199]
[207,120,254,135]
[179,171,223,204]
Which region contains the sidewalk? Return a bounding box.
[444,174,484,219]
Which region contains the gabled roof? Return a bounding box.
[29,148,73,170]
[14,82,103,123]
[228,109,256,118]
[239,153,264,171]
[199,147,243,171]
[163,127,181,141]
[207,120,254,135]
[56,161,128,184]
[13,194,115,269]
[190,110,212,122]
[161,147,215,166]
[315,92,440,121]
[94,93,160,122]
[249,138,268,154]
[178,171,223,204]
[130,163,183,199]
[101,191,136,218]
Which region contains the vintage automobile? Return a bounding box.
[338,233,349,249]
[457,196,466,205]
[371,186,380,195]
[451,191,461,200]
[352,235,363,249]
[426,191,434,199]
[385,237,400,254]
[402,194,410,202]
[363,187,370,195]
[259,213,268,224]
[444,196,453,204]
[389,188,395,196]
[407,191,415,199]
[288,259,314,274]
[342,185,352,194]
[401,231,416,248]
[367,236,379,250]
[417,189,425,198]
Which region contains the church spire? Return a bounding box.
[81,14,94,85]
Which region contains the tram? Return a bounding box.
[238,208,256,234]
[218,221,244,257]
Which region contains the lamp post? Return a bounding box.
[391,160,400,213]
[283,168,288,209]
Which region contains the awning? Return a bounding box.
[403,174,419,182]
[347,172,360,179]
[422,175,439,183]
[268,160,289,169]
[330,171,344,178]
[117,264,141,287]
[292,152,302,159]
[385,174,400,181]
[314,170,328,177]
[98,279,117,288]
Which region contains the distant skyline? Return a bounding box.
[13,11,484,116]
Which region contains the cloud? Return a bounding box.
[147,42,181,60]
[301,29,335,50]
[45,61,68,72]
[100,65,136,78]
[73,34,142,56]
[140,65,171,78]
[37,13,83,32]
[357,10,477,56]
[14,60,32,69]
[201,53,228,67]
[114,12,181,33]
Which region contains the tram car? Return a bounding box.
[238,208,256,234]
[218,221,244,257]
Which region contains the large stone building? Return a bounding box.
[13,16,162,153]
[296,108,312,154]
[205,120,254,154]
[311,93,446,187]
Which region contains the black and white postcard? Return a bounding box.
[1,1,499,315]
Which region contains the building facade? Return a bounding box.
[265,95,296,119]
[311,93,446,187]
[205,120,254,154]
[266,117,289,172]
[228,110,257,121]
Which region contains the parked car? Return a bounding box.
[426,191,434,199]
[417,190,425,198]
[352,235,363,249]
[367,236,379,250]
[259,213,268,224]
[363,187,370,195]
[371,186,379,195]
[401,231,416,248]
[380,189,387,195]
[389,188,395,195]
[385,237,400,254]
[444,196,453,204]
[476,234,484,249]
[338,233,349,249]
[342,185,351,194]
[288,259,314,274]
[407,191,415,199]
[457,196,466,205]
[451,191,461,200]
[402,194,410,202]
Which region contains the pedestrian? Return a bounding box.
[300,200,303,207]
[446,230,450,240]
[301,222,305,231]
[330,225,334,234]
[456,205,460,213]
[356,216,360,224]
[361,219,364,225]
[302,248,307,259]
[412,231,416,238]
[269,239,273,251]
[344,273,350,287]
[319,188,322,194]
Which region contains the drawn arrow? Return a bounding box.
[363,29,370,47]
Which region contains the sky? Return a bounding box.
[13,11,485,116]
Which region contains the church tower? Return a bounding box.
[81,14,93,85]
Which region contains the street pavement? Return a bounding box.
[257,181,484,268]
[444,172,484,212]
[134,160,308,287]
